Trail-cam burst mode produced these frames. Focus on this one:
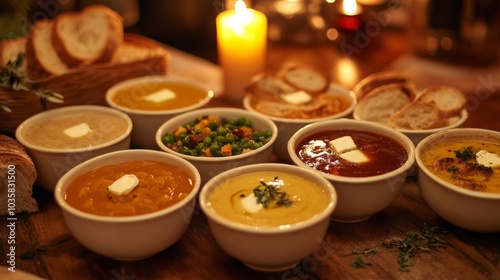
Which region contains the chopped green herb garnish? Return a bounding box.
[447,166,459,173]
[353,247,378,256]
[253,176,292,208]
[454,146,476,161]
[352,256,371,268]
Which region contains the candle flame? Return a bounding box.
[230,0,251,35]
[343,0,359,15]
[235,0,247,14]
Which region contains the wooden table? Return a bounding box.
[2,27,500,280]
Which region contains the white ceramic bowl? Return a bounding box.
[288,118,415,223]
[353,106,468,147]
[54,149,201,260]
[416,128,500,232]
[156,107,278,185]
[106,75,214,149]
[199,163,337,272]
[15,105,132,192]
[243,83,356,162]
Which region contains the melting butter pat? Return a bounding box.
[63,123,92,138]
[280,90,312,105]
[330,136,369,163]
[241,193,263,213]
[476,150,500,168]
[143,89,176,103]
[108,174,139,196]
[340,149,369,163]
[329,136,357,154]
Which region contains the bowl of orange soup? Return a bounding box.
[106,75,214,149]
[54,149,201,260]
[288,118,415,223]
[15,105,132,192]
[199,163,337,272]
[416,128,500,232]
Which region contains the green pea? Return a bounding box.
[224,133,236,144]
[203,137,212,147]
[215,135,225,143]
[209,121,218,131]
[177,132,187,140]
[179,146,191,155]
[161,132,176,144]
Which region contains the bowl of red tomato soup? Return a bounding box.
[54,149,201,260]
[288,118,415,222]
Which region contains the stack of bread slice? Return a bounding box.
[0,4,168,80]
[354,71,466,130]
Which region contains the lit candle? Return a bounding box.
[338,0,363,32]
[216,0,267,103]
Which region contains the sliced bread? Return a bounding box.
[111,41,168,64]
[354,83,415,123]
[0,37,28,74]
[51,4,123,67]
[415,86,466,118]
[353,71,414,100]
[244,73,297,101]
[278,64,328,94]
[387,101,441,130]
[25,19,69,80]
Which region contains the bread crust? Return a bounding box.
[354,71,413,100]
[277,63,329,94]
[51,4,124,67]
[0,134,38,215]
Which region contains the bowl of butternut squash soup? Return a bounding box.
[199,163,337,272]
[15,105,132,192]
[54,149,201,260]
[415,128,500,232]
[288,118,415,223]
[106,75,214,149]
[156,107,278,185]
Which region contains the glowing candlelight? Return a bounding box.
[338,0,363,31]
[216,0,268,103]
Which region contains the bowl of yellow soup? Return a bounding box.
[106,75,214,149]
[156,107,278,185]
[15,105,132,192]
[199,163,337,272]
[288,118,415,223]
[415,128,500,232]
[54,149,201,260]
[243,83,356,162]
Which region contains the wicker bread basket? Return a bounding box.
[0,34,169,135]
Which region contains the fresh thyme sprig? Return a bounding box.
[253,176,292,208]
[0,53,63,112]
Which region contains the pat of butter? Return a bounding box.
[280,90,312,105]
[241,193,263,213]
[143,89,176,103]
[329,136,357,154]
[476,150,500,168]
[63,123,92,138]
[340,149,369,163]
[108,174,139,196]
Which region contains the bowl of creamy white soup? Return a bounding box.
[15,105,132,192]
[199,163,337,272]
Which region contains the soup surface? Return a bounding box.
[206,171,330,227]
[421,140,500,193]
[295,130,408,177]
[65,160,195,216]
[22,113,129,149]
[111,81,208,110]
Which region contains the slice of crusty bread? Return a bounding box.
[25,19,69,80]
[51,4,123,67]
[0,134,38,215]
[415,86,466,118]
[278,64,329,94]
[0,37,28,74]
[111,41,168,64]
[353,71,414,100]
[387,101,442,130]
[354,83,415,123]
[244,72,297,101]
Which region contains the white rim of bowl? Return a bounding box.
[242,84,357,123]
[415,127,500,199]
[155,107,278,162]
[105,75,214,115]
[15,105,133,153]
[287,118,416,183]
[53,149,202,222]
[199,163,337,233]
